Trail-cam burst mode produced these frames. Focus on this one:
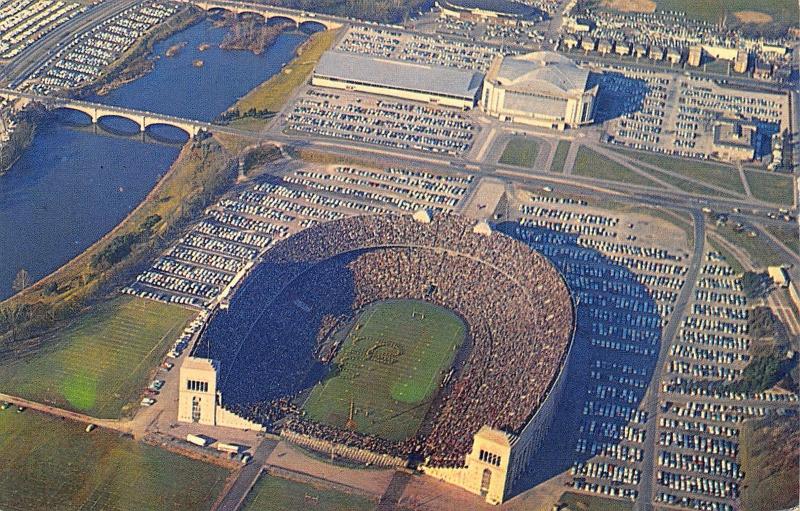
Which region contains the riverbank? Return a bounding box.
[77,5,203,98]
[0,132,239,345]
[220,28,340,129]
[0,115,35,175]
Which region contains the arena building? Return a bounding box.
[179,212,575,504]
[437,0,545,25]
[481,51,598,129]
[311,51,485,109]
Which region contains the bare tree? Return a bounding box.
[12,268,30,293]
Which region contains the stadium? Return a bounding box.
[437,0,546,25]
[183,212,575,504]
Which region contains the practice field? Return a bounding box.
[303,300,466,442]
[499,137,539,168]
[611,0,799,23]
[0,296,194,418]
[241,473,376,511]
[0,409,229,511]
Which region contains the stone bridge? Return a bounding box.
[186,0,345,29]
[0,89,211,137]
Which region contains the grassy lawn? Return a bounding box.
[498,137,539,168]
[613,148,745,195]
[713,224,785,269]
[0,296,194,418]
[303,299,465,442]
[766,224,799,254]
[242,473,375,511]
[557,491,634,511]
[573,147,660,187]
[739,414,800,511]
[654,0,798,23]
[228,28,340,128]
[550,140,570,173]
[744,170,795,206]
[637,165,731,198]
[0,409,229,511]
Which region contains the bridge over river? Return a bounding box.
[0,89,212,137]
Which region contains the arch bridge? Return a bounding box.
[0,89,211,137]
[188,0,345,29]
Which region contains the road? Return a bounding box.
[634,210,705,511]
[214,440,278,511]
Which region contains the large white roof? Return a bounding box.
[492,52,591,97]
[315,51,484,100]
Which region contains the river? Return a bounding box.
[0,17,309,300]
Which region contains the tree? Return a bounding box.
[12,268,30,293]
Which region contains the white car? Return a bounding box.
[140,397,156,407]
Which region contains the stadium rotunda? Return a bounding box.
[482,51,598,130]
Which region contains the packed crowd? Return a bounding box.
[198,212,574,466]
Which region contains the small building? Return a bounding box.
[753,60,772,80]
[666,48,682,64]
[768,266,790,288]
[562,35,579,50]
[597,40,613,55]
[580,37,596,52]
[712,119,758,162]
[649,46,664,61]
[633,44,647,58]
[413,208,432,224]
[734,49,750,73]
[688,45,703,67]
[614,40,631,56]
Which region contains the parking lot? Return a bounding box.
[283,163,474,213]
[512,191,692,503]
[335,25,500,72]
[283,88,480,156]
[25,1,178,94]
[0,0,84,60]
[598,63,790,164]
[124,162,476,308]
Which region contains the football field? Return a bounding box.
[303,299,466,442]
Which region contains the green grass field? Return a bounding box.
[739,414,800,511]
[0,409,229,511]
[744,170,795,206]
[557,491,634,511]
[303,300,465,442]
[766,224,800,254]
[499,137,539,168]
[0,296,194,418]
[713,224,785,268]
[613,148,745,195]
[573,147,660,187]
[550,140,571,173]
[653,0,798,23]
[241,473,376,511]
